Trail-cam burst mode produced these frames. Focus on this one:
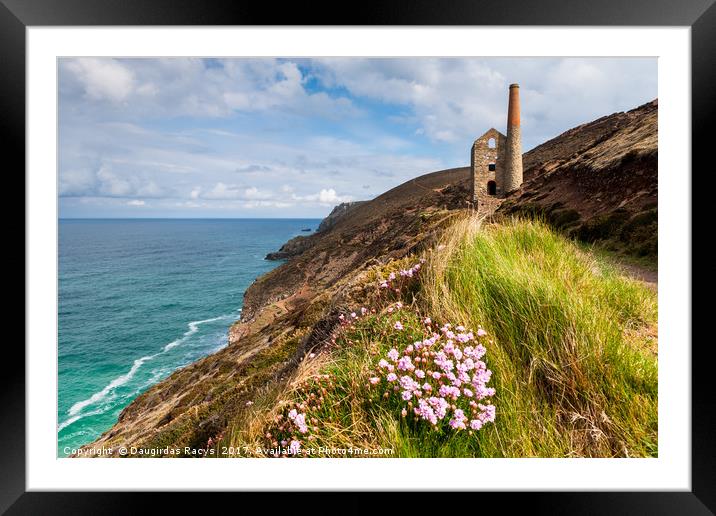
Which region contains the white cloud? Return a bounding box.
[310,57,656,149]
[290,188,352,206]
[60,57,359,119]
[97,165,133,196]
[65,58,135,103]
[311,58,507,143]
[58,57,656,218]
[244,186,272,200]
[127,200,146,206]
[318,188,344,204]
[204,182,242,200]
[59,167,96,196]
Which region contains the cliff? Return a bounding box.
[316,201,367,233]
[77,100,658,456]
[79,168,471,455]
[264,202,368,260]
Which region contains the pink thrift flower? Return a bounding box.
[480,404,496,423]
[394,321,404,330]
[294,413,308,433]
[397,356,414,371]
[476,328,487,337]
[399,375,419,390]
[369,377,380,385]
[386,373,398,382]
[424,317,432,325]
[289,440,301,454]
[387,348,399,361]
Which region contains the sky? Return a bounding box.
[59,57,657,218]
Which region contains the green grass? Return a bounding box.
[421,217,657,457]
[224,216,658,458]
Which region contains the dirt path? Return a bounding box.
[618,262,657,288]
[584,248,657,290]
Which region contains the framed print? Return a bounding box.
[6,0,713,512]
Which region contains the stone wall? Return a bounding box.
[471,128,507,204]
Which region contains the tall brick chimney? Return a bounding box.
[503,83,523,195]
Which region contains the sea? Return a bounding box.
[57,218,319,457]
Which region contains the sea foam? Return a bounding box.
[62,310,240,427]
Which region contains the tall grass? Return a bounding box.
[222,216,657,458]
[421,216,657,457]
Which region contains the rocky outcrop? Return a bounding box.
[265,235,313,260]
[264,201,368,260]
[316,201,367,233]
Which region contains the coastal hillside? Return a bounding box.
[80,166,473,454]
[78,101,658,458]
[501,99,657,259]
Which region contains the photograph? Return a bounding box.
[57,56,659,460]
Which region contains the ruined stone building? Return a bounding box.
[471,84,523,207]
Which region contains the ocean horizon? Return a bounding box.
[58,218,320,457]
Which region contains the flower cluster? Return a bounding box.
[370,319,496,433]
[378,259,425,290]
[337,306,372,328]
[264,374,334,457]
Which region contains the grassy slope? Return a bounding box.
[218,217,657,458]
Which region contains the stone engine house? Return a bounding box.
[471,128,507,201]
[470,83,523,207]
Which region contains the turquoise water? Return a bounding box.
[58,218,319,457]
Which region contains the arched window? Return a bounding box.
[487,180,497,196]
[488,138,496,149]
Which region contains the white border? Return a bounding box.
[27,27,691,491]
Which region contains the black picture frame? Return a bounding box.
[5,0,711,512]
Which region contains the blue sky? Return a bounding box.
[59,57,657,218]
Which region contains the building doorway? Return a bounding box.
[487,180,497,196]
